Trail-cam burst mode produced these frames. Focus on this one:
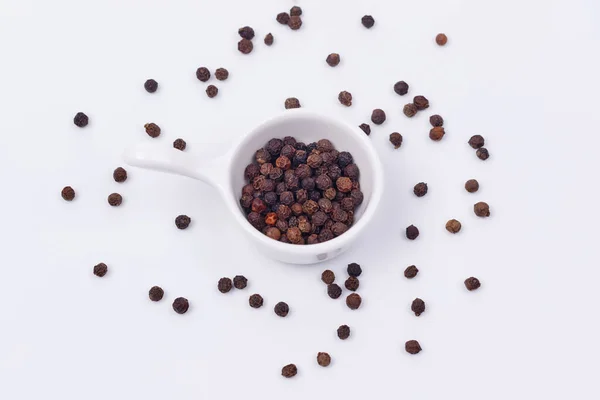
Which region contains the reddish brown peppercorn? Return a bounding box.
[172,297,189,314]
[337,325,350,340]
[149,286,164,301]
[464,277,481,291]
[406,225,419,240]
[113,167,127,183]
[359,123,371,135]
[346,293,362,310]
[468,135,485,149]
[196,67,210,82]
[326,53,340,67]
[264,33,274,46]
[275,156,292,170]
[238,39,253,54]
[288,16,302,30]
[238,26,255,40]
[413,96,429,111]
[175,215,191,229]
[317,352,331,367]
[276,12,290,24]
[345,276,359,291]
[173,138,186,151]
[61,186,75,201]
[405,340,422,354]
[249,294,264,308]
[336,177,352,193]
[436,33,448,46]
[265,212,278,226]
[413,182,428,197]
[474,202,490,217]
[206,85,218,98]
[286,227,303,244]
[465,179,479,193]
[404,265,419,279]
[285,97,301,109]
[108,193,122,207]
[144,123,161,138]
[274,301,289,317]
[215,68,229,81]
[73,112,89,127]
[403,103,418,117]
[446,219,462,233]
[429,127,445,141]
[327,284,342,299]
[338,91,352,106]
[218,277,233,293]
[281,364,297,378]
[290,6,302,16]
[371,109,386,125]
[321,270,335,284]
[389,132,403,149]
[265,227,281,240]
[233,275,248,289]
[430,114,444,127]
[476,147,490,160]
[411,298,426,316]
[93,263,107,277]
[144,79,158,93]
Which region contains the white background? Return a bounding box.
[1,0,599,398]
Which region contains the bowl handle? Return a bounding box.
[123,142,227,188]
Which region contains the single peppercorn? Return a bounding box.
[405,340,422,354]
[149,286,164,301]
[113,167,127,183]
[436,33,448,46]
[413,95,430,110]
[61,186,75,201]
[276,12,290,24]
[173,138,187,151]
[430,114,444,127]
[233,275,247,289]
[389,132,403,149]
[288,15,302,30]
[206,85,218,98]
[215,68,229,81]
[346,293,362,310]
[474,202,490,217]
[245,164,260,180]
[274,301,289,317]
[347,262,362,277]
[465,179,479,193]
[446,219,462,233]
[108,193,122,207]
[238,26,255,40]
[358,123,371,135]
[218,277,233,293]
[345,276,359,291]
[175,215,191,229]
[93,263,107,277]
[144,79,158,93]
[196,67,210,82]
[406,225,419,240]
[403,103,418,117]
[337,152,353,168]
[361,15,375,28]
[172,297,189,314]
[290,6,302,16]
[321,270,335,284]
[338,91,352,106]
[371,109,386,125]
[326,53,341,67]
[144,122,161,138]
[317,352,331,367]
[413,182,428,197]
[73,112,88,127]
[464,277,481,291]
[265,226,281,240]
[336,177,352,193]
[249,294,264,308]
[264,33,274,46]
[404,265,419,279]
[285,97,301,109]
[281,364,297,378]
[337,325,350,340]
[327,283,342,299]
[476,147,490,160]
[411,298,426,316]
[429,127,445,141]
[238,38,253,54]
[468,135,485,149]
[394,81,409,95]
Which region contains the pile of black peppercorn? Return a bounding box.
[240,137,364,245]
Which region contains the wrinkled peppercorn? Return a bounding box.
[394,81,409,95]
[266,138,284,156]
[264,33,274,46]
[346,293,362,310]
[281,144,296,159]
[465,179,479,193]
[317,352,331,367]
[248,212,265,230]
[336,177,352,193]
[233,275,247,289]
[290,6,302,16]
[144,79,158,93]
[411,298,425,316]
[287,226,303,244]
[345,276,359,291]
[265,212,278,225]
[218,277,233,293]
[406,225,419,240]
[337,325,350,340]
[413,182,428,197]
[430,114,444,127]
[61,186,75,201]
[347,263,362,277]
[321,270,335,284]
[149,286,164,301]
[464,277,481,291]
[288,15,302,30]
[474,202,490,217]
[476,147,490,160]
[252,198,267,214]
[318,229,334,242]
[351,190,364,205]
[344,164,359,179]
[172,297,189,314]
[238,39,253,54]
[315,174,333,190]
[404,265,419,279]
[73,112,88,127]
[173,138,187,151]
[276,156,292,170]
[389,132,403,149]
[359,123,371,135]
[337,152,353,168]
[215,68,229,81]
[468,135,484,149]
[113,167,127,183]
[93,263,107,277]
[274,301,289,317]
[285,97,301,109]
[196,67,210,82]
[327,283,342,299]
[277,12,290,24]
[281,364,297,378]
[340,197,354,212]
[108,193,122,207]
[144,123,161,138]
[249,294,264,308]
[175,215,191,229]
[446,219,462,233]
[371,109,386,125]
[361,15,375,28]
[238,26,255,40]
[245,164,260,180]
[206,85,218,98]
[338,91,352,106]
[429,127,445,141]
[326,53,340,67]
[436,33,448,46]
[405,340,422,354]
[413,96,429,110]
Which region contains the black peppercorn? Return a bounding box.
[285,97,301,109]
[406,225,419,240]
[338,91,352,106]
[196,67,210,82]
[337,325,350,340]
[389,132,403,149]
[326,53,340,67]
[290,6,302,16]
[238,26,255,40]
[430,114,444,127]
[281,144,296,159]
[413,95,429,110]
[288,16,302,30]
[476,147,490,160]
[346,293,362,310]
[144,122,161,138]
[404,265,419,279]
[264,33,274,46]
[249,294,264,308]
[411,298,426,316]
[345,276,359,291]
[113,167,127,183]
[276,12,290,24]
[93,263,107,277]
[371,109,386,125]
[351,190,364,206]
[144,79,158,93]
[206,85,218,98]
[61,186,75,201]
[108,193,122,207]
[413,182,428,197]
[274,301,289,317]
[343,164,359,179]
[172,297,189,314]
[403,103,418,118]
[464,277,481,291]
[327,283,342,299]
[394,81,409,95]
[405,340,422,354]
[245,164,260,180]
[281,364,297,378]
[175,215,191,229]
[149,286,164,301]
[218,277,233,293]
[215,68,229,81]
[73,112,88,127]
[474,202,490,217]
[173,139,187,151]
[347,263,362,277]
[359,123,371,135]
[361,15,375,28]
[321,270,335,284]
[238,39,253,54]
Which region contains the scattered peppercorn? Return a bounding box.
[468,135,485,149]
[413,96,429,111]
[238,26,255,40]
[436,33,448,46]
[218,277,233,293]
[394,81,409,95]
[173,138,187,151]
[317,352,331,367]
[347,263,362,277]
[276,12,290,24]
[465,179,479,193]
[172,297,189,314]
[464,277,481,291]
[474,202,490,217]
[345,276,359,291]
[113,167,127,183]
[249,294,264,308]
[413,182,428,197]
[144,79,158,93]
[288,16,302,30]
[346,293,362,310]
[274,301,289,317]
[93,263,107,277]
[285,98,301,109]
[476,148,489,160]
[144,122,161,138]
[403,103,418,117]
[371,109,386,125]
[290,6,302,16]
[149,286,164,301]
[264,33,274,46]
[321,270,335,284]
[337,325,350,340]
[429,127,445,141]
[61,186,75,201]
[108,193,122,207]
[238,38,253,54]
[281,364,297,378]
[405,340,422,354]
[196,67,210,82]
[411,298,426,316]
[175,215,191,229]
[404,265,419,279]
[430,114,444,127]
[446,219,462,233]
[361,15,375,28]
[338,91,352,106]
[327,283,342,299]
[215,68,229,81]
[73,112,88,127]
[406,225,419,240]
[233,275,247,289]
[359,123,371,135]
[206,85,218,98]
[326,53,340,67]
[389,132,403,149]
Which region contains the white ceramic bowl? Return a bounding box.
[124,109,384,264]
